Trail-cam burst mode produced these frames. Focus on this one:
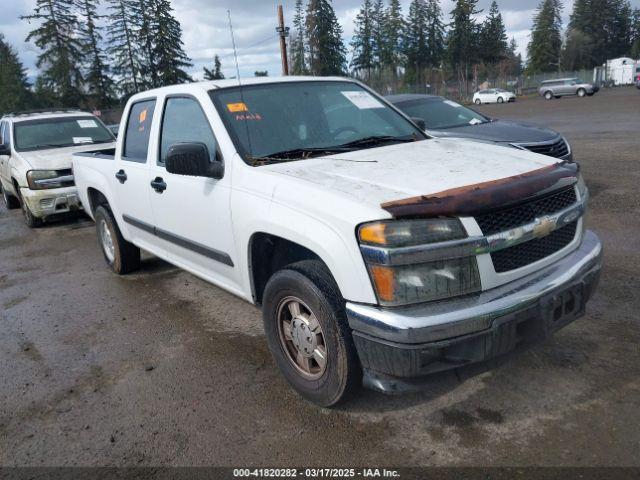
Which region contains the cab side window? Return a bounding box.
[159,97,218,165]
[123,99,156,162]
[0,121,7,147]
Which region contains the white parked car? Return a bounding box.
[473,88,516,104]
[72,77,601,406]
[0,110,116,227]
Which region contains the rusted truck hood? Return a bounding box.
[264,138,573,216]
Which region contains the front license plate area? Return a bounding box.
[541,283,585,333]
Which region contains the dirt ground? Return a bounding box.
[1,87,639,468]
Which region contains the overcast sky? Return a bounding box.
[3,0,640,82]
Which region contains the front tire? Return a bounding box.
[94,205,140,274]
[1,184,20,209]
[497,96,504,103]
[18,194,42,228]
[474,98,481,105]
[262,260,361,407]
[544,91,553,100]
[577,88,586,97]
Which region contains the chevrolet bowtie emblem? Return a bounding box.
[533,216,557,238]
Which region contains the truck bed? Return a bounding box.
[73,148,116,160]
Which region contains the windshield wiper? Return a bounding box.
[250,146,350,164]
[333,135,416,149]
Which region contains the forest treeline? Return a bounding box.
[1,0,639,114]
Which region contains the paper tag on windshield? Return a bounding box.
[341,91,384,109]
[73,137,93,144]
[469,118,483,125]
[77,119,98,128]
[443,100,461,108]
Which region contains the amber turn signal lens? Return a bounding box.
[369,265,396,303]
[359,223,387,245]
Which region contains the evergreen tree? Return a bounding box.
[254,71,269,77]
[22,0,84,106]
[0,34,32,114]
[567,0,632,68]
[424,0,446,68]
[351,0,375,76]
[305,0,347,75]
[107,0,142,98]
[447,0,481,72]
[290,0,308,75]
[527,0,563,73]
[504,37,523,76]
[148,0,193,86]
[631,8,640,58]
[76,0,115,108]
[479,1,508,64]
[130,0,157,88]
[404,0,429,83]
[381,0,405,72]
[203,55,224,80]
[370,0,386,68]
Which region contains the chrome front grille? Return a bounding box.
[475,186,577,236]
[491,221,578,273]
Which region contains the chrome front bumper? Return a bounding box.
[346,230,602,388]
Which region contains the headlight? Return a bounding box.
[358,218,481,306]
[368,257,481,306]
[576,171,587,198]
[358,219,466,247]
[27,170,74,190]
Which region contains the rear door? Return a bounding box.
[147,93,240,290]
[112,98,159,253]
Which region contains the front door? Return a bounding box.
[148,94,240,291]
[0,121,11,191]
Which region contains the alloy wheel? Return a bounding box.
[276,296,328,380]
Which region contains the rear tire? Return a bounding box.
[94,204,140,274]
[544,91,553,100]
[262,260,361,407]
[1,184,20,209]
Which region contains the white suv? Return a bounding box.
[0,110,116,227]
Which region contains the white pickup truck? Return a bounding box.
[72,77,602,406]
[0,110,116,227]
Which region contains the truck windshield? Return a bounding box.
[14,116,114,152]
[209,81,425,163]
[394,98,488,129]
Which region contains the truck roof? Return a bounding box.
[127,76,355,101]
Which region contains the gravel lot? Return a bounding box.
[1,87,639,468]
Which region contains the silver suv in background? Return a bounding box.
[539,78,599,100]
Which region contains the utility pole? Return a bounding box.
[276,4,290,75]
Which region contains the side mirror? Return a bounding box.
[411,117,426,130]
[0,144,10,156]
[165,142,224,179]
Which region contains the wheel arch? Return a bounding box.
[248,232,336,305]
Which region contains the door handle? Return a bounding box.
[150,177,167,193]
[115,169,127,184]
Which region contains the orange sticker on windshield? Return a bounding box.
[139,109,147,123]
[227,102,249,113]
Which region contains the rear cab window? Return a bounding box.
[123,99,156,162]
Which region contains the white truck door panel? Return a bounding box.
[148,95,240,289]
[114,98,159,253]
